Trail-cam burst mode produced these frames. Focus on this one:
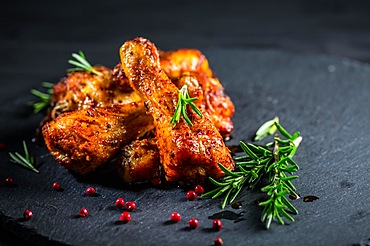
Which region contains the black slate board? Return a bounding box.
[1,49,370,246]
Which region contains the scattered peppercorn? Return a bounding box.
[212,219,222,231]
[79,207,88,217]
[120,211,131,223]
[194,185,204,195]
[214,237,223,246]
[4,177,14,186]
[85,187,96,196]
[125,201,136,211]
[23,209,32,220]
[170,212,181,223]
[52,182,61,191]
[186,190,197,201]
[115,197,125,208]
[188,218,199,229]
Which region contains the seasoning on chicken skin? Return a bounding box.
[42,102,154,175]
[120,37,234,184]
[34,66,141,143]
[50,66,141,119]
[116,138,160,184]
[159,49,213,80]
[112,49,212,91]
[112,63,133,91]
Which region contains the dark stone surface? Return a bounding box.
[1,0,370,245]
[1,49,370,245]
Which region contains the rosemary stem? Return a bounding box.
[205,118,301,229]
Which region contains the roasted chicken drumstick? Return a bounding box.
[42,102,153,174]
[41,38,235,184]
[120,37,234,183]
[113,49,235,138]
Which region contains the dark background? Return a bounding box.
[2,0,370,68]
[1,0,370,245]
[2,0,370,108]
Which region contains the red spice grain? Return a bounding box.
[52,182,61,191]
[125,201,136,211]
[212,219,222,231]
[186,190,197,201]
[79,207,88,217]
[115,197,125,208]
[214,237,223,246]
[120,211,131,223]
[85,187,96,196]
[170,212,181,223]
[23,210,33,220]
[4,177,14,186]
[194,185,205,195]
[188,218,199,229]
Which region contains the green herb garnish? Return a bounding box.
[30,82,53,114]
[170,85,203,127]
[203,118,302,229]
[254,116,279,141]
[67,51,103,76]
[9,141,39,173]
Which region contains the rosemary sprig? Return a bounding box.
[67,51,103,76]
[203,118,302,229]
[170,85,203,127]
[30,82,53,113]
[9,141,39,173]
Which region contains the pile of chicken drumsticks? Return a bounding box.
[41,37,235,184]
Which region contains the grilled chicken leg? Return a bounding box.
[113,50,234,137]
[120,37,234,183]
[42,102,153,174]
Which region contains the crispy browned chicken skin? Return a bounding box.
[42,102,153,174]
[36,66,141,140]
[116,138,160,184]
[160,49,234,137]
[116,72,233,184]
[159,49,213,80]
[112,49,212,91]
[120,37,234,183]
[50,66,140,119]
[112,50,234,137]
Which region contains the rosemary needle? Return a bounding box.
[30,82,53,114]
[9,141,39,173]
[170,85,203,127]
[67,51,103,76]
